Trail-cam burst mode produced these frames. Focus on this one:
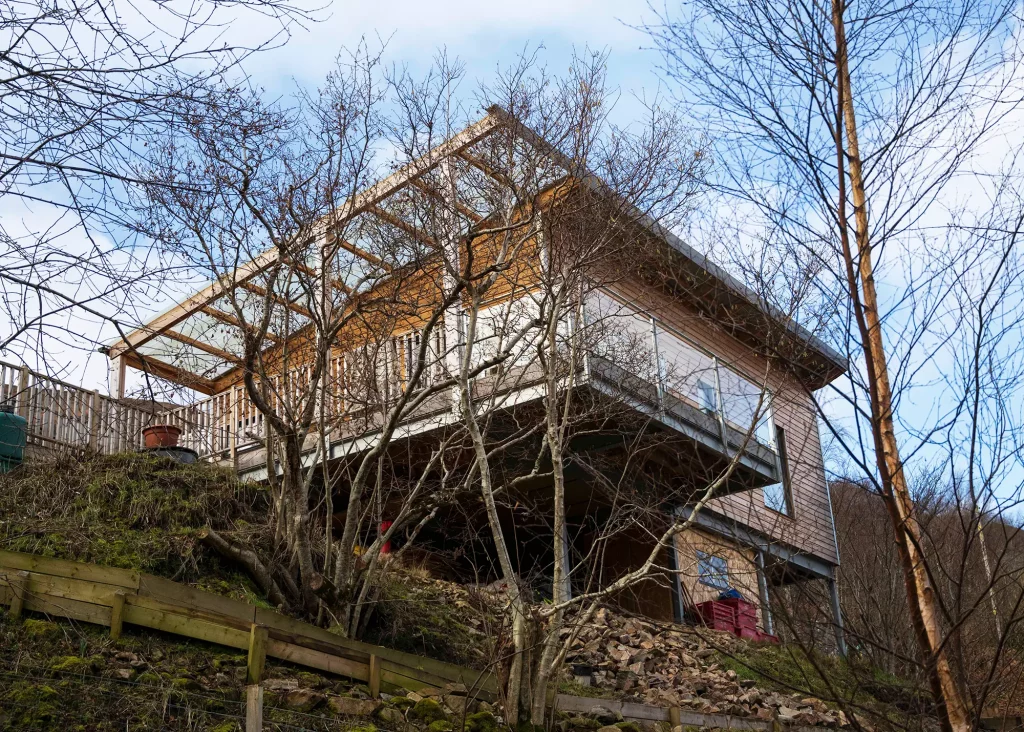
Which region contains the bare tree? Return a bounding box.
[645,0,1024,728]
[0,0,315,371]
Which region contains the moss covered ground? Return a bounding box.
[0,606,413,730]
[712,640,932,724]
[0,452,271,602]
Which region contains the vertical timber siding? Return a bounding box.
[606,280,839,566]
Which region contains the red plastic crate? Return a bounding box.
[694,600,736,628]
[719,597,757,620]
[693,598,768,640]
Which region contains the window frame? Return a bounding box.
[762,423,795,517]
[696,550,731,590]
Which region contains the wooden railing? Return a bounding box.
[0,549,829,732]
[0,549,496,698]
[0,323,450,461]
[165,325,450,459]
[0,360,165,454]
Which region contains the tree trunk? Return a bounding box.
[831,3,971,729]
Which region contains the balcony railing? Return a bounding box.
[2,295,779,473]
[0,360,164,454]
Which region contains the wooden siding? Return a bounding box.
[606,278,839,566]
[675,527,765,629]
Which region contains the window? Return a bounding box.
[697,551,730,590]
[763,425,794,516]
[697,379,717,415]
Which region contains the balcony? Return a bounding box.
[2,291,782,492]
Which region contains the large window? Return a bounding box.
[763,425,794,516]
[697,551,730,590]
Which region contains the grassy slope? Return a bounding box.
[0,453,271,604]
[0,454,930,730]
[0,609,401,731]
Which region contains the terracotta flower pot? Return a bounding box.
[143,424,182,449]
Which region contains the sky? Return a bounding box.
[1,0,670,391]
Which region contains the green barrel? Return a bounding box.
[0,409,27,473]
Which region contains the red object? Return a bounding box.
[143,424,182,448]
[693,598,772,641]
[379,520,393,554]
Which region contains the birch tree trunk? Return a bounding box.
[831,3,970,728]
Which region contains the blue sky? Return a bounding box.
[236,0,660,96]
[1,0,672,388]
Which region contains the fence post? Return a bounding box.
[669,707,681,730]
[246,623,268,685]
[369,654,381,699]
[8,571,29,619]
[15,366,29,420]
[109,590,126,640]
[246,684,263,731]
[89,391,101,452]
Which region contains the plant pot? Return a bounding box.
[143,424,182,449]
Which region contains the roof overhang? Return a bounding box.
[104,106,846,393]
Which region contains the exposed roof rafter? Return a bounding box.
[409,178,483,224]
[122,351,218,395]
[200,306,282,344]
[239,281,314,319]
[162,329,243,366]
[366,205,439,248]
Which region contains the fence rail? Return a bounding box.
[0,550,496,696]
[0,360,167,454]
[0,549,837,731]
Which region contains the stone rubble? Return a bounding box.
[564,607,847,728]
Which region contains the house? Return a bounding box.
[9,108,847,647]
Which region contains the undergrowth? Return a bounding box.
[713,641,931,722]
[0,452,270,599]
[362,567,500,670]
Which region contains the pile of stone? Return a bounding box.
[564,608,848,728]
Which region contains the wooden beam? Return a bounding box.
[246,685,263,732]
[108,250,280,359]
[409,178,483,223]
[239,281,313,319]
[247,624,269,685]
[107,111,504,361]
[8,571,28,619]
[457,150,516,189]
[110,590,126,640]
[369,654,381,698]
[122,351,218,395]
[162,329,243,366]
[201,306,282,344]
[366,205,439,248]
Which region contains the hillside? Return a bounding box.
[0,454,934,731]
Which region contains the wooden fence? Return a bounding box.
[0,550,838,731]
[0,550,494,698]
[0,361,166,454]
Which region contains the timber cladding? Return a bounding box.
[675,527,766,629]
[605,278,840,566]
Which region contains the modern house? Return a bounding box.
[3,108,847,648]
